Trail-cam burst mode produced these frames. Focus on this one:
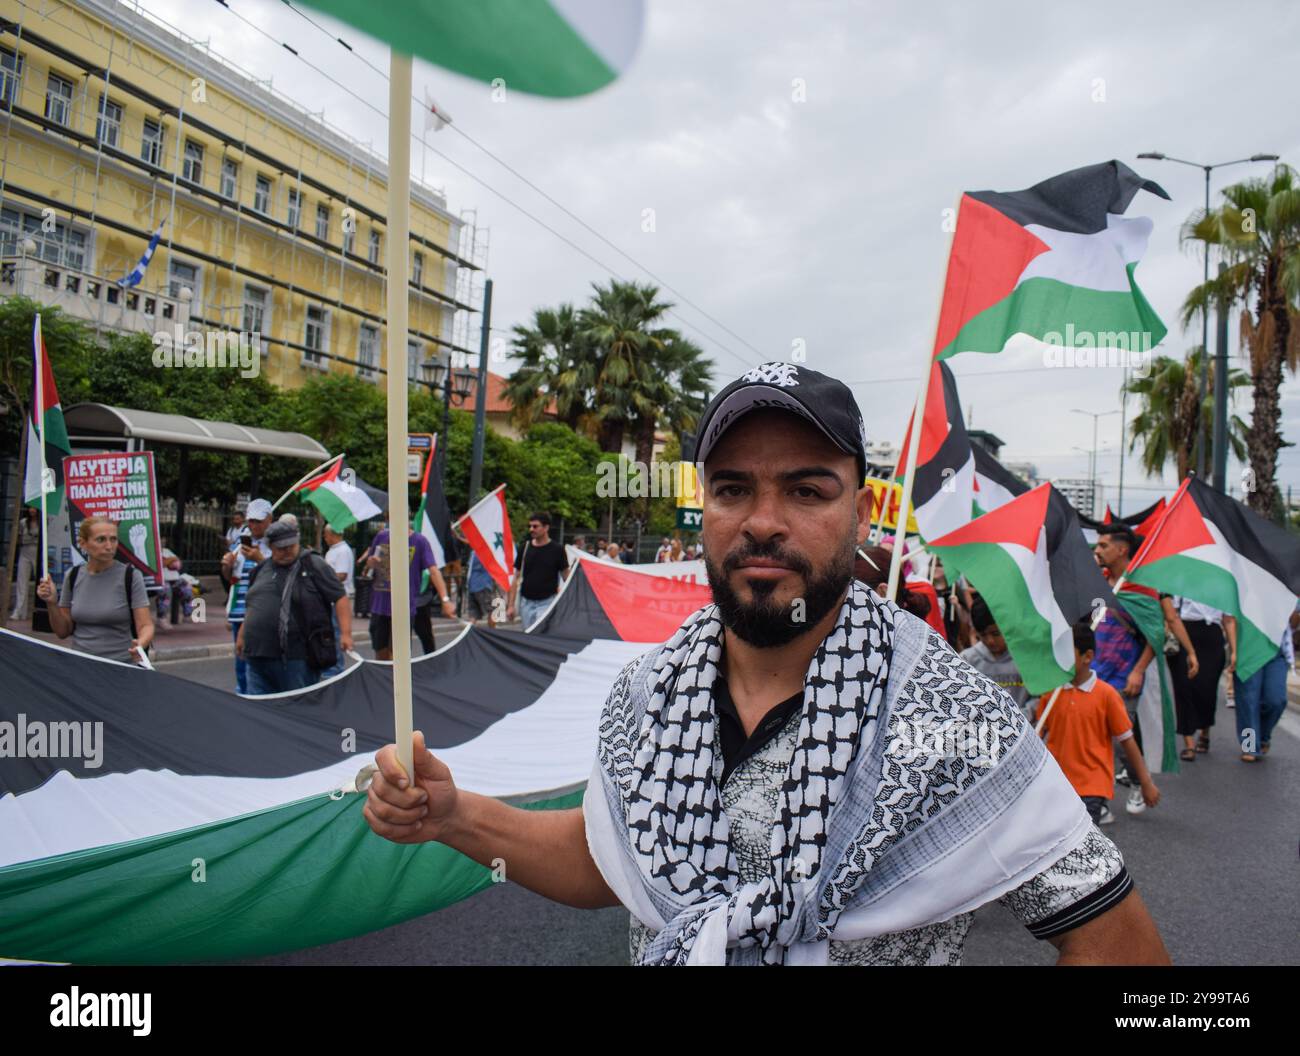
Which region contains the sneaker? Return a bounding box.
[1125,787,1147,815]
[1097,804,1115,826]
[1115,766,1133,788]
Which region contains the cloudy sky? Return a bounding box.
[147,0,1300,511]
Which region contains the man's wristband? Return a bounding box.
[441,595,451,603]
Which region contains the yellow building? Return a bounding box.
[0,0,485,388]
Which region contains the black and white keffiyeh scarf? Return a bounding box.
[584,580,1094,966]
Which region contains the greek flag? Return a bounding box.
[117,222,164,288]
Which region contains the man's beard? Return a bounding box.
[705,534,856,648]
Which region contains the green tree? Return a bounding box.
[1181,163,1300,514]
[1123,347,1249,481]
[0,297,96,453]
[579,279,676,453]
[503,304,595,433]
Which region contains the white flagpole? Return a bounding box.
[386,49,416,783]
[271,452,345,511]
[34,314,49,581]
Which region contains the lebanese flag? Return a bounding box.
[455,484,514,592]
[928,483,1117,694]
[1125,477,1300,681]
[414,438,452,572]
[296,458,382,530]
[24,315,72,516]
[933,160,1169,361]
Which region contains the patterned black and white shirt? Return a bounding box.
[628,677,1130,966]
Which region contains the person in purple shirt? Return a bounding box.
[364,519,455,660]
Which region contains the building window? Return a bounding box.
[182,139,203,184]
[45,74,73,127]
[315,203,330,241]
[141,118,164,166]
[0,48,23,107]
[0,207,85,270]
[96,95,122,148]
[220,158,238,200]
[304,306,329,367]
[407,339,422,381]
[368,229,381,264]
[357,323,378,379]
[287,189,301,229]
[242,284,268,334]
[167,259,199,312]
[254,174,271,214]
[342,225,355,255]
[412,251,423,287]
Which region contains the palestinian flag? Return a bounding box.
[927,483,1117,694]
[903,360,976,541]
[1104,497,1167,538]
[973,445,1030,517]
[414,438,452,573]
[1105,580,1179,774]
[301,0,645,97]
[456,484,514,592]
[296,458,382,531]
[23,315,71,515]
[933,161,1168,361]
[1124,476,1300,681]
[0,560,713,964]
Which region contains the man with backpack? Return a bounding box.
[235,520,352,694]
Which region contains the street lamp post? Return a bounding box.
[1073,408,1119,516]
[1136,152,1279,482]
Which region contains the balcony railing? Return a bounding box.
[0,254,185,335]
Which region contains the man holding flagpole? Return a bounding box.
[365,365,1168,966]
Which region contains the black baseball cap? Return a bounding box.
[695,362,868,479]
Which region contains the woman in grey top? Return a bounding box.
[36,516,154,664]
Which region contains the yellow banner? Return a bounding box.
[676,461,703,509]
[865,477,918,534]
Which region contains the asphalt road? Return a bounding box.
[165,653,1300,966]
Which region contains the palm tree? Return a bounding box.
[628,332,713,468]
[1181,164,1300,514]
[503,304,596,433]
[1124,347,1249,480]
[579,280,675,452]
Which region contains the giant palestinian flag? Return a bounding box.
[0,560,713,964]
[933,160,1168,361]
[296,458,382,531]
[23,315,72,515]
[927,483,1116,694]
[1124,476,1300,681]
[301,0,645,98]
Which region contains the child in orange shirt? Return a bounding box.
[1036,622,1160,826]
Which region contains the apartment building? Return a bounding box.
[0,0,486,389]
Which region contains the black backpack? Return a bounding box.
[65,562,139,640]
